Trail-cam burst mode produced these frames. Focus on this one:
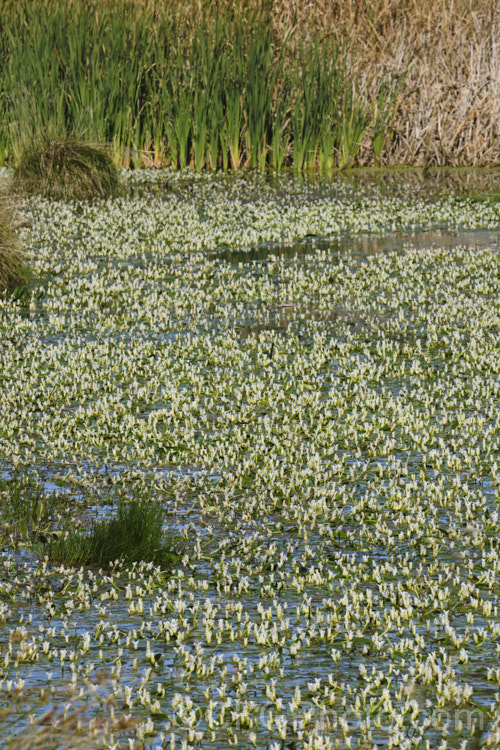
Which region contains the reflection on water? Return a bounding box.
[127,164,500,201]
[214,228,500,263]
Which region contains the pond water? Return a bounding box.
[1,170,500,749]
[214,228,500,263]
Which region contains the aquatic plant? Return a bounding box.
[0,170,499,747]
[13,140,120,200]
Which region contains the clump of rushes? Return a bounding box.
[45,499,181,570]
[14,140,120,200]
[0,199,29,294]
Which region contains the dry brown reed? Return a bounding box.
[3,670,139,749]
[263,0,500,166]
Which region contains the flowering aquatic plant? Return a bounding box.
[0,169,499,748]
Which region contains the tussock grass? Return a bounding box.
[0,199,28,294]
[14,140,120,201]
[45,499,181,570]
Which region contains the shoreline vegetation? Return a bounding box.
[0,198,28,294]
[0,0,498,172]
[13,139,121,200]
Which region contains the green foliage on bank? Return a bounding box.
[0,0,401,171]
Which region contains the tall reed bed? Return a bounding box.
[269,0,500,167]
[0,0,498,170]
[0,0,401,170]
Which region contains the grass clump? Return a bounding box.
[0,200,29,294]
[45,499,181,570]
[14,140,120,201]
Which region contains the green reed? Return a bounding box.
[0,0,401,171]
